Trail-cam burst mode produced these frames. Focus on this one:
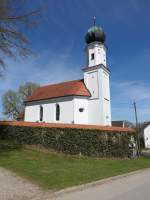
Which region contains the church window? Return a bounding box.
[40,105,43,121]
[56,104,60,121]
[79,108,84,112]
[91,53,94,60]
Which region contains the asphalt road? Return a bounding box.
[51,169,150,200]
[1,167,150,200]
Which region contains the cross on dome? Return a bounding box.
[85,18,106,44]
[92,16,96,26]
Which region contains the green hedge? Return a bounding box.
[0,125,136,157]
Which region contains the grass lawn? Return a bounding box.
[0,140,150,190]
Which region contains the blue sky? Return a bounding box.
[1,0,150,123]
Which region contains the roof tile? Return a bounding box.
[26,79,90,102]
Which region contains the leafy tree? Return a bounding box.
[2,82,39,119]
[0,0,43,76]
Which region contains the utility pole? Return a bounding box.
[133,101,140,157]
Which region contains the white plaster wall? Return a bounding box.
[103,99,111,125]
[84,68,104,125]
[86,42,106,67]
[95,45,106,66]
[88,99,103,125]
[73,97,88,124]
[84,66,111,126]
[86,71,99,99]
[25,96,74,124]
[102,71,110,100]
[144,125,150,148]
[24,105,40,122]
[101,69,111,125]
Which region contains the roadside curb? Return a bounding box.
[48,168,150,199]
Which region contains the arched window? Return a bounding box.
[91,53,94,60]
[40,105,43,122]
[56,104,60,121]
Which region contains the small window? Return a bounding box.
[56,104,60,121]
[79,108,84,112]
[91,53,94,60]
[40,105,43,122]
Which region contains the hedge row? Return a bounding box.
[0,125,136,157]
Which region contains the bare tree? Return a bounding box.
[18,82,40,104]
[0,0,44,76]
[2,89,20,119]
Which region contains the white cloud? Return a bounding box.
[0,48,82,117]
[129,0,141,12]
[112,80,150,102]
[1,50,150,123]
[111,80,150,122]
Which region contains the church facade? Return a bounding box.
[24,23,111,126]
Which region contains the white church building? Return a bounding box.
[24,22,111,126]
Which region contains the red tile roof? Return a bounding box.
[0,121,135,133]
[26,79,90,102]
[112,121,124,128]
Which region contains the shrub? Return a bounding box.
[0,124,136,158]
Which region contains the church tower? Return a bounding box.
[83,18,111,125]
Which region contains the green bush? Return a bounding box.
[0,125,135,157]
[0,140,21,152]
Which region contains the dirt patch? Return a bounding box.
[0,167,52,200]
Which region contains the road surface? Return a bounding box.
[1,167,150,200]
[51,169,150,200]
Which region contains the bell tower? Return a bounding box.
[83,17,111,126]
[85,17,107,67]
[86,41,107,67]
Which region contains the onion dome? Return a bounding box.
[85,26,106,44]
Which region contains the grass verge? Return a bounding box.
[0,140,150,190]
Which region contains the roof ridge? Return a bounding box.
[39,79,84,89]
[75,79,91,95]
[26,78,90,102]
